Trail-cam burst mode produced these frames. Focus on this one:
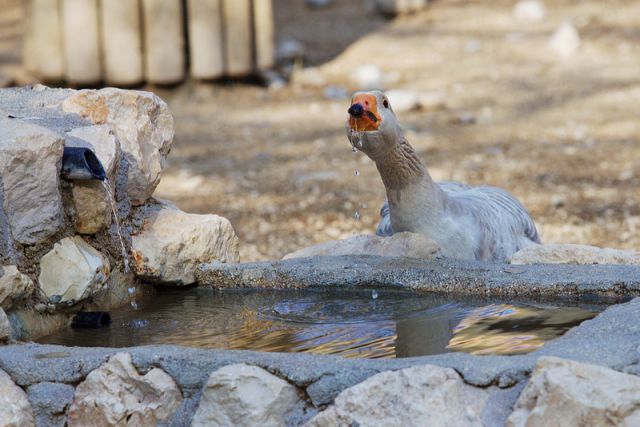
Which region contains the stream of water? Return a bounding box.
[39,288,602,358]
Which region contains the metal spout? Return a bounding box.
[61,146,106,181]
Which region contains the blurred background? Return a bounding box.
[0,0,638,261]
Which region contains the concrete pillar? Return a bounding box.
[221,0,252,76]
[141,0,186,85]
[23,0,64,81]
[61,0,102,85]
[100,0,144,86]
[187,0,224,80]
[252,0,275,70]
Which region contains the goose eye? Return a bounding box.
[383,99,389,108]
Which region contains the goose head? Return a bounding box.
[345,90,403,161]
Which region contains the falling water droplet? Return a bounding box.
[131,301,139,310]
[353,211,360,221]
[102,180,130,273]
[371,290,379,300]
[128,287,135,295]
[354,170,360,176]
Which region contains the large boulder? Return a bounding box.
[131,204,239,285]
[0,116,65,245]
[67,352,182,427]
[192,364,303,427]
[507,356,640,427]
[38,236,110,305]
[0,368,35,426]
[0,265,34,310]
[67,125,121,234]
[284,232,441,260]
[62,88,173,205]
[306,365,488,427]
[510,243,640,265]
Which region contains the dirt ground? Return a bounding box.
[2,0,639,261]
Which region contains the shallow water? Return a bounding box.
[39,288,602,358]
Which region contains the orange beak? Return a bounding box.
[348,94,381,131]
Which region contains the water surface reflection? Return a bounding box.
[39,289,601,358]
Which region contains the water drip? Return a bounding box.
[101,179,130,274]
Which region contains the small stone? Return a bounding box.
[131,204,239,285]
[513,0,546,24]
[27,382,75,427]
[192,364,303,427]
[507,357,640,427]
[0,368,35,426]
[385,89,421,113]
[277,39,305,63]
[62,88,174,205]
[549,22,581,59]
[0,265,34,310]
[510,243,640,265]
[284,232,441,260]
[306,365,488,426]
[0,307,10,341]
[305,0,333,8]
[38,236,110,305]
[351,64,384,90]
[67,352,182,426]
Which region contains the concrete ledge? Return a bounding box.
[196,255,640,298]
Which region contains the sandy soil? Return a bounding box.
[2,0,639,261]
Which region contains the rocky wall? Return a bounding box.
[0,85,239,341]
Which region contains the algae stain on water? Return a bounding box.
[38,289,601,358]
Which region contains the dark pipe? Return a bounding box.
[71,312,111,329]
[61,147,106,181]
[348,103,364,118]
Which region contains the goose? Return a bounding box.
[346,90,540,261]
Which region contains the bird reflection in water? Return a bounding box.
[38,289,600,359]
[446,304,597,355]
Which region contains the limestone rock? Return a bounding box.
[0,265,34,310]
[192,364,302,427]
[38,236,110,305]
[513,0,546,24]
[284,232,441,260]
[0,117,65,245]
[0,368,35,426]
[67,352,182,427]
[62,88,174,205]
[507,356,640,427]
[0,307,10,342]
[510,243,640,265]
[549,21,580,59]
[306,365,488,427]
[131,204,239,285]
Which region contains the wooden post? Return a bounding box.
[187,0,224,80]
[23,0,64,81]
[221,0,252,77]
[61,0,102,85]
[252,0,275,71]
[100,0,144,86]
[141,0,186,85]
